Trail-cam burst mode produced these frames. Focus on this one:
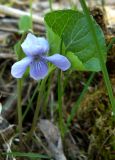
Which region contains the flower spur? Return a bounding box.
[11,33,71,80]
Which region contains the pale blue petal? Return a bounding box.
[30,61,48,80]
[37,37,49,54]
[45,54,71,71]
[21,33,49,56]
[11,57,33,78]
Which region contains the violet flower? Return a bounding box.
[11,33,71,80]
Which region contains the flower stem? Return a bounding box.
[79,0,115,116]
[43,74,52,114]
[22,82,39,122]
[17,79,22,142]
[58,70,65,137]
[28,79,46,138]
[48,0,53,11]
[29,0,33,30]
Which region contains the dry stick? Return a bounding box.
[0,53,16,60]
[0,4,44,25]
[0,27,19,33]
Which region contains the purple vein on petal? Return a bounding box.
[30,61,48,80]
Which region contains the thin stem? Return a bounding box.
[29,0,33,30]
[58,70,65,137]
[67,72,95,127]
[57,37,65,137]
[17,79,22,141]
[79,0,115,116]
[43,74,52,114]
[28,79,46,138]
[22,82,39,121]
[48,0,53,11]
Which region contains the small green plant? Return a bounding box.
[7,0,115,159]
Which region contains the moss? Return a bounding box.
[76,85,115,160]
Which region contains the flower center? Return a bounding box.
[34,56,40,62]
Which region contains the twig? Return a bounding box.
[0,27,19,33]
[0,53,16,60]
[0,5,44,25]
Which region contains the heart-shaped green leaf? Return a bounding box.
[45,10,107,72]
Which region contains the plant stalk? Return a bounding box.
[28,79,46,138]
[58,70,65,137]
[49,0,53,11]
[17,79,22,143]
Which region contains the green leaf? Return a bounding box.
[66,51,85,70]
[84,57,101,71]
[45,23,61,54]
[14,41,25,59]
[18,15,32,32]
[44,10,107,71]
[2,152,50,159]
[14,33,27,59]
[67,52,101,71]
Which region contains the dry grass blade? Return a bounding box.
[38,119,67,160]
